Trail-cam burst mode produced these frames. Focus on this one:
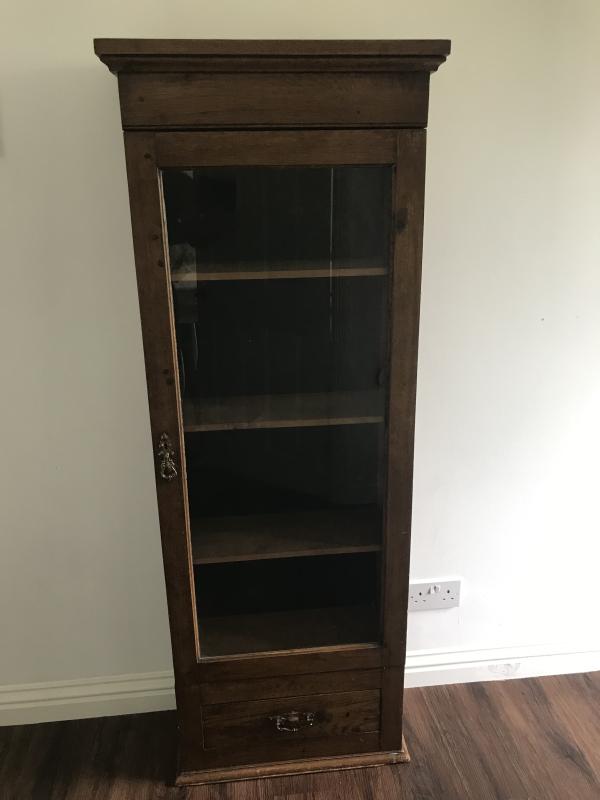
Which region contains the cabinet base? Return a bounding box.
[175,739,410,785]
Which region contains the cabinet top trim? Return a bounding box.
[94,38,450,74]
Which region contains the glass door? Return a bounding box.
[162,161,392,658]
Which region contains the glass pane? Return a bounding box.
[163,164,392,658]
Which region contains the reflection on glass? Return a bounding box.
[163,165,392,658]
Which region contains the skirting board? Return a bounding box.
[1,646,599,726]
[404,644,600,688]
[0,671,175,726]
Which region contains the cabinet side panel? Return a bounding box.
[381,130,427,749]
[123,132,198,682]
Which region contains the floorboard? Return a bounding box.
[0,672,598,800]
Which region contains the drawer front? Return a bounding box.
[202,689,380,750]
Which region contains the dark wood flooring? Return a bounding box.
[1,672,598,800]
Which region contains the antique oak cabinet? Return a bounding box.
[95,39,450,785]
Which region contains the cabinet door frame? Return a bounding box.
[123,130,426,746]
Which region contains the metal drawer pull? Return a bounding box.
[269,711,316,733]
[157,433,178,481]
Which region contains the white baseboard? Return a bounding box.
[0,671,175,726]
[2,645,599,726]
[405,644,600,688]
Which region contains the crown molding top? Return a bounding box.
[94,38,451,74]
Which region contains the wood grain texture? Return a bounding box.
[117,72,429,130]
[177,744,408,785]
[155,130,397,167]
[95,39,451,58]
[198,669,382,705]
[94,39,450,77]
[195,645,383,683]
[198,605,378,658]
[380,131,427,752]
[2,674,599,798]
[123,132,199,684]
[183,390,384,432]
[202,690,380,749]
[171,265,387,282]
[191,508,381,564]
[179,732,384,778]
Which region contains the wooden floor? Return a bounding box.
[1,672,599,799]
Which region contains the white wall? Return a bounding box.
[1,1,600,722]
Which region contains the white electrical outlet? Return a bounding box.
[408,579,461,611]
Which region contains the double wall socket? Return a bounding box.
[408,579,461,611]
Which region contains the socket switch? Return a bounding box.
[408,579,461,611]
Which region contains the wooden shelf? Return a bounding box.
[171,262,387,283]
[183,390,384,432]
[191,507,381,564]
[199,604,378,657]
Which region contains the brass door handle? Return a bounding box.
[269,711,316,733]
[157,433,178,481]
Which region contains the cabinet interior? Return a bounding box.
[164,163,391,659]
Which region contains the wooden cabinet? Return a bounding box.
[95,38,450,785]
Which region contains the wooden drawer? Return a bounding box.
[202,689,380,750]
